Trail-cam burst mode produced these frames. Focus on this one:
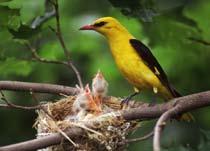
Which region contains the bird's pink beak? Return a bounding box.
[79,24,95,30]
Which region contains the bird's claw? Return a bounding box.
[120,92,139,109]
[120,97,130,107]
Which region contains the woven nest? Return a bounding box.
[35,96,138,151]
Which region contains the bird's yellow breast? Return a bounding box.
[108,38,162,91]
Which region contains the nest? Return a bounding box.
[35,96,138,151]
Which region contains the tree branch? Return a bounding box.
[1,90,210,151]
[153,106,179,151]
[0,81,78,95]
[50,0,83,88]
[0,128,82,151]
[122,90,210,120]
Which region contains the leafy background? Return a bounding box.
[0,0,210,150]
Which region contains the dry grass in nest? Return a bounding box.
[35,96,138,151]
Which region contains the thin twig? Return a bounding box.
[30,91,55,119]
[188,37,210,46]
[26,42,85,91]
[51,0,83,88]
[118,131,154,145]
[126,131,153,143]
[69,122,104,137]
[0,91,41,110]
[153,105,179,151]
[25,43,69,65]
[53,1,70,59]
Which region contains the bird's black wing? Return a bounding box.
[129,39,180,97]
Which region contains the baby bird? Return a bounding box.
[92,70,108,106]
[72,84,102,120]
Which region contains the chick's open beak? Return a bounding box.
[79,24,95,30]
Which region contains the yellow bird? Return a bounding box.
[80,17,192,120]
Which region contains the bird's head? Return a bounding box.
[92,70,108,97]
[80,17,129,38]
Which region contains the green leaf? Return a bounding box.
[0,6,20,27]
[8,24,41,39]
[183,0,210,39]
[0,57,32,77]
[108,0,191,22]
[39,42,64,60]
[108,0,157,22]
[141,14,210,94]
[8,0,45,23]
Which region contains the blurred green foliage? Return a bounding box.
[0,0,210,150]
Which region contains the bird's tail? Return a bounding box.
[169,85,181,98]
[170,86,194,122]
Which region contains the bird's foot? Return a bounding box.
[120,92,139,108]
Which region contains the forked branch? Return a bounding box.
[0,90,210,151]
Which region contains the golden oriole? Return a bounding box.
[80,17,193,121]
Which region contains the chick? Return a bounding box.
[72,84,102,120]
[92,70,108,106]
